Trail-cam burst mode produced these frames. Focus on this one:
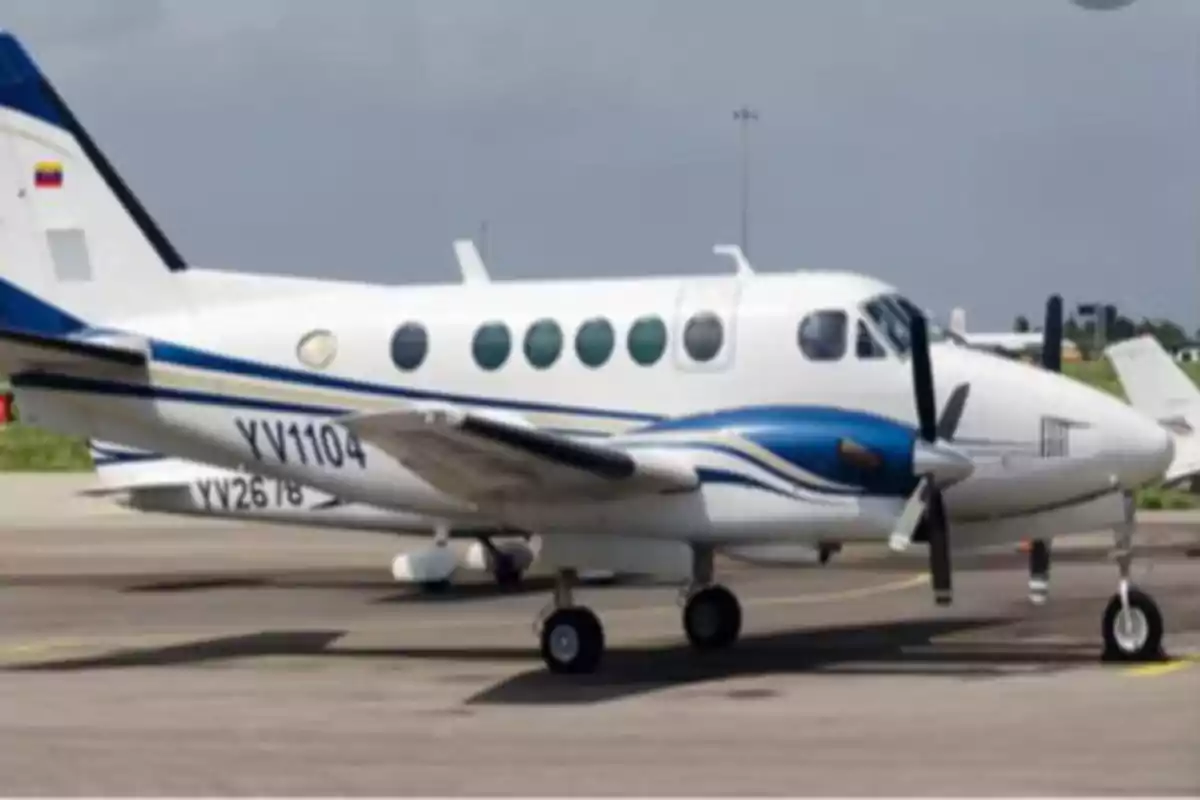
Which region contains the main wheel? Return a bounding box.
[540,607,604,674]
[683,585,742,651]
[1101,587,1165,662]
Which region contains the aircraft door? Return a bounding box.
[671,278,743,372]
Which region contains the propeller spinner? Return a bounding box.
[888,314,975,607]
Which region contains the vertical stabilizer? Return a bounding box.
[0,31,189,334]
[948,307,967,338]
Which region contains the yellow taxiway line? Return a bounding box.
[1123,655,1199,678]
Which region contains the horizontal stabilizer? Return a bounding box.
[81,456,234,497]
[0,326,147,377]
[341,405,699,507]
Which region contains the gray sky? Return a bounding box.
[8,0,1200,330]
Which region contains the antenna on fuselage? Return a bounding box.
[712,244,754,277]
[452,239,491,284]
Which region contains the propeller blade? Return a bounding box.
[926,490,953,605]
[889,475,932,552]
[936,383,971,441]
[909,314,938,443]
[1042,294,1063,373]
[1028,294,1063,602]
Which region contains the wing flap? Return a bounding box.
[342,405,698,505]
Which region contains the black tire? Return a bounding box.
[418,579,452,594]
[1101,587,1165,662]
[492,555,523,589]
[540,607,604,674]
[683,585,742,651]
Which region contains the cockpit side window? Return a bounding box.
[890,295,966,345]
[797,309,848,361]
[856,320,886,359]
[863,296,911,354]
[861,292,965,354]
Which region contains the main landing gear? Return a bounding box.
[536,544,744,674]
[679,544,742,652]
[538,569,605,674]
[1100,494,1165,662]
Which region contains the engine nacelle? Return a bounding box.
[463,538,536,574]
[391,546,459,584]
[720,542,841,567]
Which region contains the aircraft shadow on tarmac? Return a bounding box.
[2,617,1118,705]
[119,574,656,604]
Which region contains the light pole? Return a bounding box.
[733,105,759,257]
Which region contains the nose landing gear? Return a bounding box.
[1101,494,1166,662]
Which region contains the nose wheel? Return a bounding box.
[1102,586,1164,662]
[1101,492,1167,663]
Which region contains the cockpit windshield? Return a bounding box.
[861,293,965,355]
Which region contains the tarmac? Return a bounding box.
[1,475,1198,795]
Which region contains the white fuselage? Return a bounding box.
[13,268,1173,550]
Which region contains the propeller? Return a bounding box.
[888,314,975,607]
[1028,294,1063,604]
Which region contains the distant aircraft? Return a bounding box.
[1106,335,1200,489]
[947,307,1078,360]
[0,31,1175,674]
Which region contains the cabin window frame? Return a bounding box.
[389,321,429,372]
[472,320,512,371]
[296,329,338,370]
[523,318,563,370]
[627,314,668,366]
[682,311,725,363]
[575,316,617,368]
[797,309,849,362]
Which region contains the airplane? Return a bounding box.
[947,306,1079,360]
[1105,334,1200,488]
[72,240,839,588]
[0,31,1176,675]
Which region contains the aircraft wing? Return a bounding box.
[1106,335,1200,486]
[341,405,699,506]
[0,327,147,378]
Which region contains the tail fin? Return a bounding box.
[948,307,966,338]
[0,30,188,335]
[1106,335,1200,486]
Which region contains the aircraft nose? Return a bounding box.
[1106,405,1175,488]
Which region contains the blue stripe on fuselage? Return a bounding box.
[17,371,876,498]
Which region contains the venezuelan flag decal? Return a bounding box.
[34,160,62,188]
